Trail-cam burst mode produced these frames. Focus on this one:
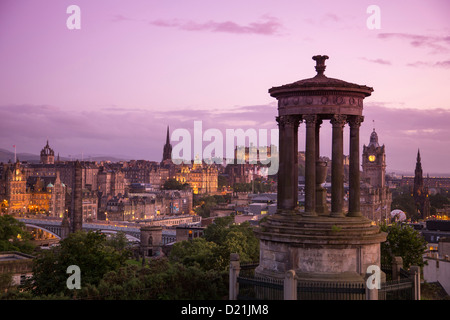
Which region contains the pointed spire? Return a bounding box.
[417,149,421,163]
[166,126,170,145]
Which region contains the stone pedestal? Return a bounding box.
[254,214,386,283]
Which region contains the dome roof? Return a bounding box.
[269,55,373,97]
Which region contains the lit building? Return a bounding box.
[0,160,29,214]
[175,162,218,195]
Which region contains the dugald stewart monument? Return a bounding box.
[254,55,387,285]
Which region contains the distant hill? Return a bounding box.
[0,148,131,164]
[0,148,40,163]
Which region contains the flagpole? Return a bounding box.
[13,145,16,162]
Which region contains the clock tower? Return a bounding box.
[360,128,392,223]
[362,128,386,188]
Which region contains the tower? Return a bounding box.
[413,150,424,197]
[413,149,430,219]
[40,140,55,164]
[70,160,83,233]
[362,128,386,188]
[361,128,392,222]
[140,225,162,257]
[162,126,172,164]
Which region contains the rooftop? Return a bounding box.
[0,251,35,262]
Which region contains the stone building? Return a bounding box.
[102,195,156,221]
[0,251,34,287]
[175,162,218,195]
[360,128,392,223]
[0,160,66,217]
[0,160,29,214]
[97,167,125,197]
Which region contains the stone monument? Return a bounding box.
[254,55,387,284]
[140,225,163,257]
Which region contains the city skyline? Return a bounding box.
[1,0,450,174]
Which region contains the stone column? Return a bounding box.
[410,265,421,300]
[304,115,317,216]
[314,119,328,215]
[347,115,364,217]
[315,118,322,162]
[330,114,346,217]
[284,270,297,300]
[229,253,241,300]
[276,115,300,213]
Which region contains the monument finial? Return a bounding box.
[312,55,329,76]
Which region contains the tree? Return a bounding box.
[203,216,259,266]
[162,178,190,190]
[0,215,35,254]
[193,195,230,218]
[169,238,221,271]
[380,222,428,269]
[391,193,418,220]
[77,259,228,300]
[429,193,450,210]
[26,230,130,296]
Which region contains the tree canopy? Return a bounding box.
[24,230,131,296]
[162,178,190,190]
[380,222,428,269]
[0,215,34,254]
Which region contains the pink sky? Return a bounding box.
[1,0,449,174]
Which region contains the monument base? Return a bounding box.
[253,213,387,283]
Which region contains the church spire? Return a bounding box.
[162,125,172,163]
[166,126,170,145]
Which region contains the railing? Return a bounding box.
[237,275,284,300]
[297,281,366,300]
[381,264,393,281]
[379,278,414,300]
[230,255,420,300]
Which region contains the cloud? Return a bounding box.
[406,59,450,68]
[377,33,450,54]
[149,16,283,36]
[360,57,392,65]
[111,14,135,22]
